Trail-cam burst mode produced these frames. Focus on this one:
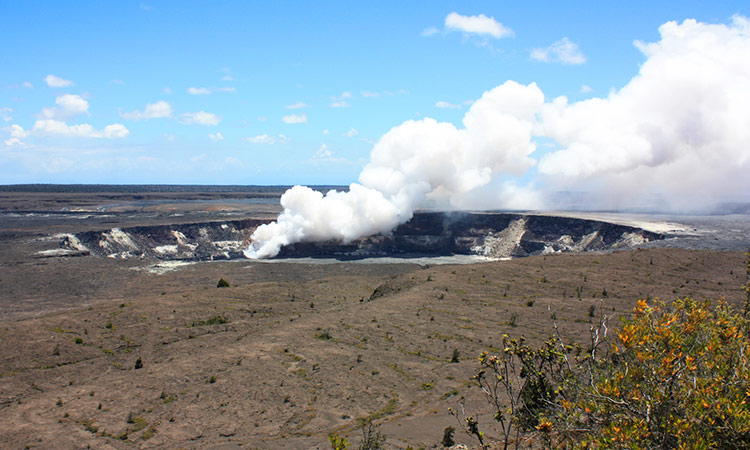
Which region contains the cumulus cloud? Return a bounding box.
[32,120,129,139]
[44,74,74,87]
[343,127,359,137]
[530,37,586,65]
[282,113,307,124]
[208,132,224,142]
[120,101,172,120]
[330,101,349,108]
[245,134,289,144]
[22,81,33,89]
[187,87,211,95]
[39,94,89,120]
[179,111,220,126]
[580,85,593,94]
[246,16,750,258]
[444,12,513,38]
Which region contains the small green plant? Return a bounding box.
[73,337,83,344]
[526,299,535,307]
[441,426,456,447]
[588,304,596,318]
[207,375,217,384]
[134,357,143,370]
[216,278,230,288]
[450,348,460,363]
[329,433,350,450]
[421,382,434,390]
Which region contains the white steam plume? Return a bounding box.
[246,16,750,259]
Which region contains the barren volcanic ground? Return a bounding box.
[1,187,749,449]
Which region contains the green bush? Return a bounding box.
[216,278,230,288]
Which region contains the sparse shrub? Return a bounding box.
[460,294,750,449]
[191,315,228,327]
[73,337,83,344]
[526,300,535,307]
[357,419,386,450]
[441,426,456,447]
[421,382,433,390]
[216,278,230,288]
[602,287,608,297]
[329,433,350,450]
[588,304,596,318]
[507,313,518,327]
[208,375,216,384]
[134,357,143,370]
[450,348,460,363]
[316,329,332,341]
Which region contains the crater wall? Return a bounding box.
[61,212,665,261]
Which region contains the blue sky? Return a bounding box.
[1,1,747,185]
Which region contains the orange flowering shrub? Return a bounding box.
[464,295,750,449]
[582,297,750,449]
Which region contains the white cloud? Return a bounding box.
[0,107,13,122]
[344,127,359,137]
[285,102,309,109]
[313,143,332,159]
[257,116,267,122]
[361,90,380,98]
[44,74,74,87]
[32,119,129,139]
[120,101,172,121]
[245,134,289,144]
[330,101,349,108]
[282,113,307,124]
[179,111,220,126]
[8,124,29,139]
[421,26,440,37]
[39,94,90,120]
[4,137,24,147]
[208,132,224,142]
[221,75,234,81]
[435,101,462,109]
[322,129,329,135]
[163,87,172,94]
[187,87,211,95]
[580,85,593,94]
[22,81,33,89]
[531,37,586,65]
[444,12,513,38]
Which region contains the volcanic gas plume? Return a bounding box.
[245,16,750,259]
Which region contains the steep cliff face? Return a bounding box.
[62,212,665,261]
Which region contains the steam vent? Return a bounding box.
[64,212,665,261]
